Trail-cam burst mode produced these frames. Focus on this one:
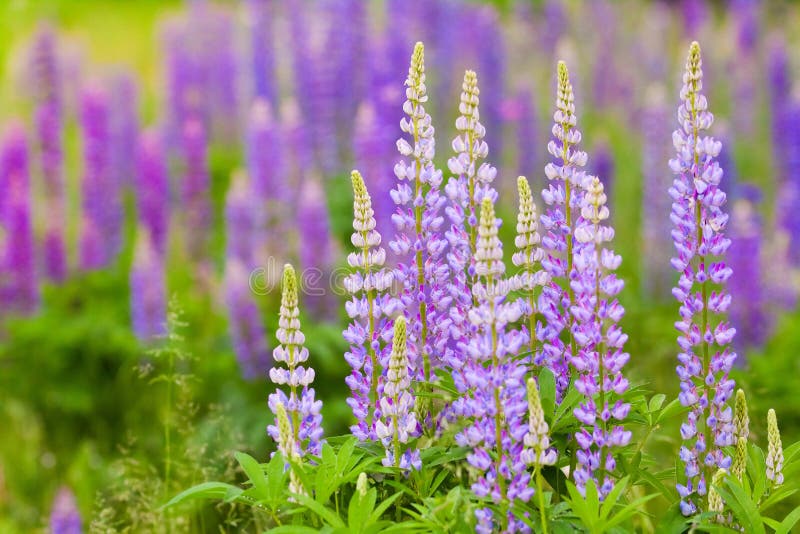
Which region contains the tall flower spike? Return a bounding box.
[375,316,421,471]
[267,264,324,458]
[570,176,631,497]
[389,42,449,385]
[708,468,728,524]
[670,42,736,517]
[344,170,397,441]
[513,176,549,366]
[224,258,270,380]
[181,118,211,262]
[733,389,749,441]
[297,175,337,321]
[732,437,747,483]
[458,197,530,532]
[766,409,784,486]
[136,129,170,256]
[522,377,557,467]
[540,60,590,399]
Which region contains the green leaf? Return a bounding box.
[348,487,377,532]
[369,492,403,522]
[234,451,270,501]
[648,394,666,412]
[161,481,242,509]
[599,476,629,520]
[266,526,321,534]
[291,492,346,527]
[774,505,800,534]
[717,481,765,534]
[655,398,688,425]
[538,367,557,422]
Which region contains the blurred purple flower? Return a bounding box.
[50,486,82,534]
[136,129,170,256]
[180,118,211,262]
[130,228,166,343]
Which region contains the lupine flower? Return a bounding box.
[641,86,674,298]
[389,42,449,383]
[539,60,589,399]
[297,176,337,321]
[246,0,278,110]
[442,70,495,400]
[734,389,749,441]
[766,408,784,486]
[80,84,119,270]
[0,123,38,315]
[457,198,530,531]
[375,316,421,471]
[570,176,632,496]
[670,42,736,516]
[778,103,800,267]
[135,129,169,255]
[521,377,557,467]
[730,0,759,139]
[681,0,707,38]
[30,25,67,282]
[109,72,139,189]
[344,171,398,440]
[732,437,747,483]
[728,187,769,353]
[590,141,614,208]
[512,176,549,365]
[225,172,258,268]
[767,37,790,185]
[472,7,505,163]
[181,118,211,262]
[49,486,82,534]
[267,264,324,458]
[130,228,166,342]
[224,258,270,380]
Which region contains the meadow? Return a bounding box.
[2,0,800,532]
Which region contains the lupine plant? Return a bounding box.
[161,36,800,533]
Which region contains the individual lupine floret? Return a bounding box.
[457,198,530,531]
[513,176,549,366]
[389,42,449,383]
[539,60,590,399]
[670,42,737,516]
[344,171,398,441]
[766,409,784,486]
[49,486,82,534]
[374,316,421,471]
[267,264,324,458]
[130,228,167,343]
[570,176,632,497]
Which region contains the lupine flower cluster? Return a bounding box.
[49,486,82,534]
[670,42,737,516]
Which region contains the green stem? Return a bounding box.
[411,111,430,384]
[535,464,548,534]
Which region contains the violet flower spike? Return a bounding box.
[130,228,167,343]
[136,129,170,256]
[669,42,736,516]
[389,42,449,383]
[267,264,324,458]
[570,176,632,497]
[49,486,82,534]
[457,198,530,532]
[374,316,421,472]
[539,61,589,399]
[344,171,397,441]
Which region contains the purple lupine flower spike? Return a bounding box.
[570,176,632,497]
[389,42,449,383]
[641,85,674,298]
[768,36,790,186]
[109,72,139,189]
[354,103,395,242]
[375,316,422,471]
[30,25,67,282]
[0,123,38,314]
[50,486,82,534]
[514,88,539,183]
[136,129,170,256]
[473,7,505,165]
[297,175,338,321]
[669,42,736,516]
[130,228,167,343]
[247,0,278,111]
[728,185,769,355]
[225,172,258,267]
[181,118,211,262]
[224,258,270,380]
[344,171,398,441]
[457,197,530,532]
[79,83,118,270]
[540,61,589,399]
[267,264,324,458]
